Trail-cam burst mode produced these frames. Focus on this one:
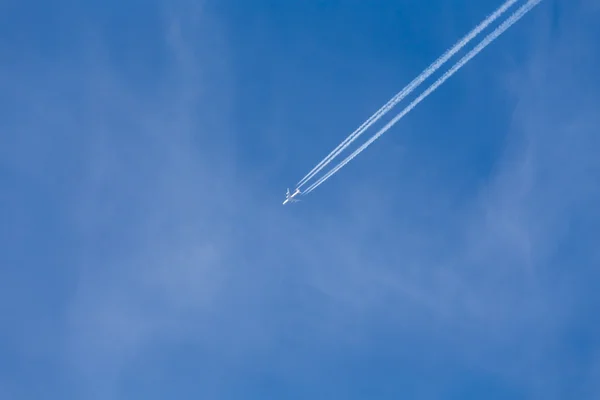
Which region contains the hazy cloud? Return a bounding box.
[1,1,599,398]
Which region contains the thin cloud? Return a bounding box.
[1,1,598,399]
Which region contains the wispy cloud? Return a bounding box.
[1,1,599,398]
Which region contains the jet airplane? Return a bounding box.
[283,188,301,205]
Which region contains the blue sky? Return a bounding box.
[1,0,600,398]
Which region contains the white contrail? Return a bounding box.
[304,0,543,195]
[295,0,521,190]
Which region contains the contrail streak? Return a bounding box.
[303,0,543,195]
[295,0,520,190]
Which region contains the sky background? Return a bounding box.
[1,0,600,398]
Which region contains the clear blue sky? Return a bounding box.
[2,0,599,398]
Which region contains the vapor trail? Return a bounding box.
[303,0,544,195]
[295,0,520,190]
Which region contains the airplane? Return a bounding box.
[283,188,301,205]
